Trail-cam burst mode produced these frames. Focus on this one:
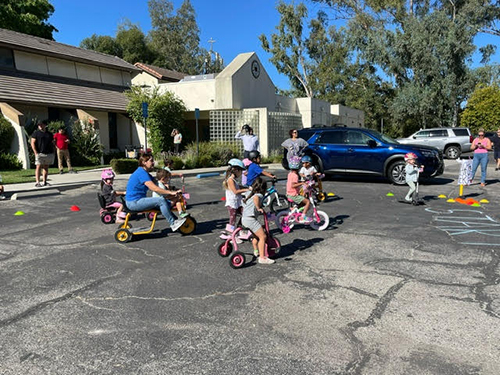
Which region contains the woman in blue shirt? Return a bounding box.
[125,153,186,232]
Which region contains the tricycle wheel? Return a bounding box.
[217,241,233,257]
[101,213,114,224]
[179,216,196,235]
[317,192,326,202]
[229,251,245,269]
[115,228,132,243]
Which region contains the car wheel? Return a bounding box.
[445,146,461,159]
[388,160,406,185]
[312,154,324,174]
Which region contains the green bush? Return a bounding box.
[0,152,23,170]
[0,116,15,153]
[182,141,240,168]
[47,120,65,134]
[103,150,124,165]
[170,156,184,170]
[110,158,139,174]
[70,119,103,166]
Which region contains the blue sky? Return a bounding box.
[49,0,498,91]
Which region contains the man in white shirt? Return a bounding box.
[235,124,259,159]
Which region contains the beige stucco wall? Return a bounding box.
[14,50,48,75]
[296,97,332,128]
[100,67,124,86]
[331,104,364,127]
[160,80,216,111]
[0,103,30,169]
[47,57,77,79]
[131,72,160,88]
[76,62,101,82]
[275,95,297,113]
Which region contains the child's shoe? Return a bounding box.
[253,249,259,257]
[116,218,125,224]
[258,257,275,265]
[300,215,313,224]
[179,211,189,218]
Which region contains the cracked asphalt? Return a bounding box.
[1,160,499,374]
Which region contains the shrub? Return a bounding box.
[110,158,138,174]
[103,150,125,165]
[70,119,103,166]
[0,152,23,170]
[182,141,240,168]
[0,116,15,153]
[170,156,184,170]
[47,120,65,134]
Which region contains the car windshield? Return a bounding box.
[365,129,399,144]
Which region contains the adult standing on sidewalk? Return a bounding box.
[470,128,492,187]
[30,120,55,187]
[53,127,75,174]
[235,124,259,159]
[171,129,182,154]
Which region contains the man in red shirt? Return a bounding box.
[53,128,75,174]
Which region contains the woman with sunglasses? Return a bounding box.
[470,129,492,187]
[281,129,308,168]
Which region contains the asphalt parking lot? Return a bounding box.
[1,160,499,374]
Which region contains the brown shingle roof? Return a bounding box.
[134,62,186,81]
[0,28,139,72]
[0,69,130,112]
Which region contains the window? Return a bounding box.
[346,131,372,145]
[453,129,470,137]
[414,130,430,138]
[0,47,14,68]
[317,131,345,144]
[429,130,447,137]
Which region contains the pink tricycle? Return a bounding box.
[217,212,281,269]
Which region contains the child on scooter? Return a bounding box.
[100,169,126,223]
[404,152,423,202]
[242,177,275,265]
[154,169,188,218]
[286,156,312,223]
[222,159,249,235]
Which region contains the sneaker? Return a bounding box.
[35,182,42,188]
[179,211,189,218]
[116,218,125,224]
[69,170,77,174]
[0,195,5,200]
[171,218,187,232]
[300,215,313,224]
[59,170,64,174]
[258,257,275,265]
[43,182,50,187]
[253,249,259,257]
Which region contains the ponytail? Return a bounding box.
[243,177,267,204]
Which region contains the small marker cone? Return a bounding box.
[220,197,226,201]
[70,205,81,211]
[14,210,25,216]
[438,194,447,198]
[386,192,394,197]
[480,199,489,203]
[471,203,481,207]
[447,199,455,203]
[327,192,335,196]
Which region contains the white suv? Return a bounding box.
[397,127,472,159]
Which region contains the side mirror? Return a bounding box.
[367,140,377,148]
[412,136,417,139]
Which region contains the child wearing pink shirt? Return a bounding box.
[286,156,312,223]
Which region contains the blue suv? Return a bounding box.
[297,127,444,185]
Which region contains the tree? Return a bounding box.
[461,84,500,133]
[0,0,57,39]
[116,22,154,64]
[125,86,187,155]
[80,34,122,57]
[312,0,500,132]
[148,0,206,74]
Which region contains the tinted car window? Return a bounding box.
[317,131,345,144]
[414,130,430,138]
[346,130,372,145]
[452,129,470,136]
[430,130,447,137]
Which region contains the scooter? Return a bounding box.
[217,211,281,269]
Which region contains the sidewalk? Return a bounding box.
[3,164,281,200]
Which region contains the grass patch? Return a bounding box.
[0,166,103,184]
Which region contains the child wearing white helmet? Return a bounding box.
[404,153,423,202]
[222,159,250,235]
[299,155,320,180]
[101,168,126,223]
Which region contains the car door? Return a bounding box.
[427,129,448,150]
[307,130,347,172]
[411,130,431,144]
[344,130,384,173]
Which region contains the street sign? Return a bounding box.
[142,102,149,118]
[194,108,200,120]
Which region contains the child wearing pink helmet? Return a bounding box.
[101,169,126,223]
[404,153,423,202]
